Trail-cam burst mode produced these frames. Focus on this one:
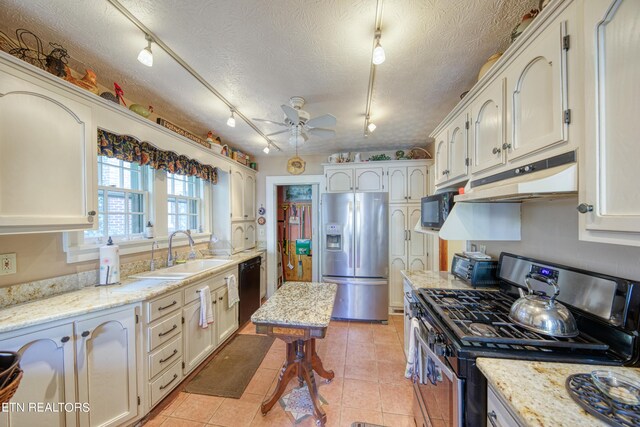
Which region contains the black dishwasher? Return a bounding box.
[238,256,261,326]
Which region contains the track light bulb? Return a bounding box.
[372,42,385,65]
[138,34,153,67]
[263,145,270,154]
[367,122,377,133]
[227,110,236,127]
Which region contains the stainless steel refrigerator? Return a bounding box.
[321,192,388,321]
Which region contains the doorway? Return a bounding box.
[266,175,322,297]
[277,185,313,285]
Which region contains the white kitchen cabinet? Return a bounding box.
[470,77,506,175]
[506,12,569,162]
[215,285,238,345]
[245,223,256,250]
[244,173,256,220]
[389,206,428,308]
[388,165,429,203]
[354,167,385,192]
[260,254,267,298]
[232,222,245,253]
[0,61,96,234]
[325,168,354,192]
[434,114,469,186]
[182,296,215,375]
[487,385,522,427]
[75,306,138,427]
[231,169,244,221]
[580,0,640,246]
[434,130,449,186]
[0,323,77,427]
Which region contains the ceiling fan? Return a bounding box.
[253,96,336,145]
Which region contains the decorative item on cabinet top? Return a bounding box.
[0,28,69,78]
[156,117,211,149]
[97,128,218,184]
[478,53,503,81]
[129,104,153,118]
[511,9,540,43]
[368,154,391,161]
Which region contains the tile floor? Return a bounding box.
[144,314,415,427]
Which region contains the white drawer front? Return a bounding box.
[487,386,521,427]
[148,335,182,379]
[148,311,182,351]
[150,359,183,408]
[147,291,182,323]
[183,281,211,305]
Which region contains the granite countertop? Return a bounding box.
[0,250,264,334]
[477,358,640,427]
[251,282,337,328]
[401,270,480,291]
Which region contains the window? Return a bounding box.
[84,156,150,243]
[167,173,202,233]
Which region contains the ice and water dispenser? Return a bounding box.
[325,224,342,251]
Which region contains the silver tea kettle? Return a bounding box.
[508,272,579,338]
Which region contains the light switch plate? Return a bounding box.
[0,253,16,275]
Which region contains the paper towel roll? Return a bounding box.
[99,237,120,285]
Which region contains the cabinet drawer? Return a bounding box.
[487,385,521,427]
[148,311,182,351]
[147,291,182,323]
[184,281,212,305]
[148,335,182,379]
[150,359,183,408]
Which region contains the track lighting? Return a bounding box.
[372,30,385,65]
[226,110,236,127]
[367,122,377,133]
[263,144,270,154]
[137,34,153,67]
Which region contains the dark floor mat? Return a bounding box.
[184,334,275,398]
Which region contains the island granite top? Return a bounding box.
[251,282,337,329]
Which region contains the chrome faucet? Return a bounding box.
[167,230,196,267]
[150,241,159,271]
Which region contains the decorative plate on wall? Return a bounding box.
[257,216,266,225]
[287,156,306,175]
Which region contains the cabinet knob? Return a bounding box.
[88,211,96,216]
[213,300,217,304]
[408,196,411,199]
[61,336,70,343]
[218,297,223,301]
[81,331,90,338]
[502,143,512,150]
[577,203,594,214]
[492,147,501,155]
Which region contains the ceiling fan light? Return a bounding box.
[227,111,236,127]
[372,43,385,65]
[137,34,153,67]
[367,122,377,132]
[263,145,270,154]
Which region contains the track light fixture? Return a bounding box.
[226,110,236,127]
[263,143,271,154]
[367,121,377,133]
[137,34,153,67]
[372,30,385,65]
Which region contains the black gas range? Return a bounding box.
[410,253,640,427]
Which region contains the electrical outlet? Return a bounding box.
[259,229,265,237]
[0,253,16,275]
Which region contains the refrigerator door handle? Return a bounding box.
[355,200,361,268]
[348,201,353,268]
[323,277,388,286]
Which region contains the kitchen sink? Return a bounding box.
[129,258,233,280]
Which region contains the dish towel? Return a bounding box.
[199,287,214,328]
[405,317,421,381]
[227,274,240,308]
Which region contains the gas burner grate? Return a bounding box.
[566,374,640,427]
[417,289,609,351]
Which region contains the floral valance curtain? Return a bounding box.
[97,128,217,184]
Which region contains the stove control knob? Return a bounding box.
[434,342,450,357]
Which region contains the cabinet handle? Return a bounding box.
[408,196,411,199]
[218,297,224,301]
[502,143,512,150]
[408,231,411,240]
[350,187,353,190]
[577,203,594,214]
[158,301,177,311]
[492,147,501,155]
[81,331,90,338]
[159,349,178,364]
[88,210,96,216]
[244,215,248,218]
[61,336,70,343]
[213,300,217,305]
[159,374,178,390]
[158,325,177,337]
[488,410,499,427]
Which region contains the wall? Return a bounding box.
[476,198,640,281]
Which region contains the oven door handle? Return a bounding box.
[417,331,455,383]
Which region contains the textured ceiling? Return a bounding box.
[0,0,537,156]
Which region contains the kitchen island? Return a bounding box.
[251,281,337,427]
[477,358,640,427]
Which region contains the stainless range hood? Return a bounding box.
[455,153,577,203]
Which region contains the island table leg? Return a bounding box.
[309,339,335,382]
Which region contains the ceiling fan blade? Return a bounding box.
[301,132,309,142]
[306,114,337,129]
[252,118,288,127]
[266,129,289,137]
[307,128,336,138]
[281,104,299,124]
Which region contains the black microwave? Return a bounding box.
[421,191,457,229]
